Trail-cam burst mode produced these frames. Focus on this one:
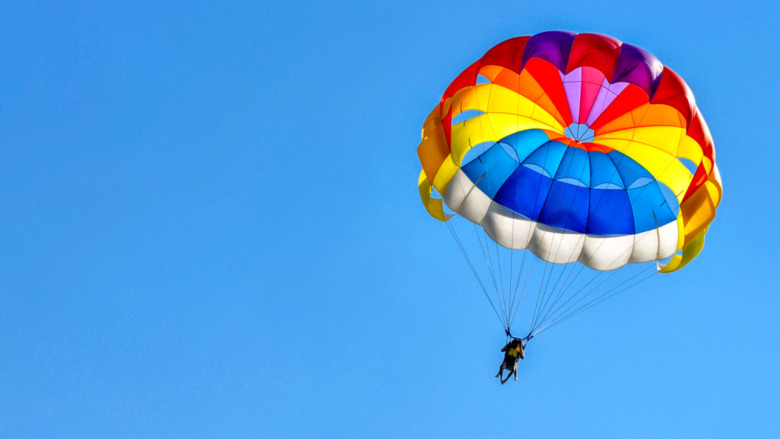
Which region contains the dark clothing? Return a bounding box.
[501,339,524,362]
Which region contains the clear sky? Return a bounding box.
[1,0,778,437]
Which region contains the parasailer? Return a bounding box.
[496,338,525,384]
[416,31,722,379]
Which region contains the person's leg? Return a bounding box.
[500,361,512,384]
[496,361,507,378]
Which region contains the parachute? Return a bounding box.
[417,31,722,340]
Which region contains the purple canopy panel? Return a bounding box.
[521,31,576,72]
[562,68,583,123]
[612,43,663,96]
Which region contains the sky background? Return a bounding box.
[1,0,778,437]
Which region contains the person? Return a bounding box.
[495,338,525,384]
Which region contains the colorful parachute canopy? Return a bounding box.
[418,31,722,273]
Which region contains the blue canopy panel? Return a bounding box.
[461,129,556,199]
[538,181,590,231]
[522,140,568,178]
[587,189,634,234]
[588,150,625,189]
[494,165,554,222]
[461,142,520,199]
[459,130,680,236]
[627,180,679,232]
[500,129,554,163]
[609,150,653,188]
[554,147,590,187]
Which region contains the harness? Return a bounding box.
[505,327,533,344]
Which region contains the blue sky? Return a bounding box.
[1,0,778,437]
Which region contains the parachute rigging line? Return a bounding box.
[447,220,504,326]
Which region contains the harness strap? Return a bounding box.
[505,327,533,343]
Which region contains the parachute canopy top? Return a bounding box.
[417,31,722,273]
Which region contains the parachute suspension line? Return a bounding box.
[508,235,514,329]
[547,260,585,312]
[506,202,521,329]
[529,154,670,336]
[446,221,504,326]
[536,258,571,331]
[489,227,514,330]
[536,152,626,328]
[535,263,590,328]
[507,244,530,328]
[528,147,582,334]
[542,262,591,323]
[538,152,683,333]
[534,145,584,326]
[477,134,511,325]
[525,135,557,335]
[557,264,587,302]
[531,269,617,334]
[530,156,625,331]
[542,200,594,319]
[528,260,550,335]
[538,146,592,328]
[579,265,657,320]
[491,231,507,323]
[479,93,517,330]
[466,97,543,334]
[531,261,558,333]
[509,252,536,329]
[534,264,657,336]
[533,262,621,334]
[533,230,661,335]
[532,262,581,331]
[473,224,508,323]
[469,81,500,320]
[543,267,606,325]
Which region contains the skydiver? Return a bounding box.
[495,338,525,384]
